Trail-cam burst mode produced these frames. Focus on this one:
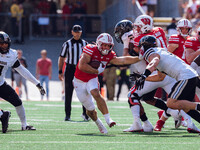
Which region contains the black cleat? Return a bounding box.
[22,125,36,131]
[64,116,71,121]
[0,111,11,133]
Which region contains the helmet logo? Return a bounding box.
[184,20,188,26]
[141,18,151,25]
[107,35,112,43]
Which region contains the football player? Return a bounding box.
[136,35,200,132]
[73,33,140,134]
[0,31,45,130]
[114,18,188,132]
[167,19,192,63]
[0,109,10,133]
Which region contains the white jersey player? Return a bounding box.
[136,35,200,132]
[0,31,45,130]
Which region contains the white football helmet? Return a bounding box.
[134,15,153,34]
[96,33,114,55]
[177,19,192,37]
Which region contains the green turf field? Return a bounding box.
[0,100,200,150]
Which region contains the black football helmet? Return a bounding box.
[0,31,11,54]
[114,19,133,43]
[138,35,157,52]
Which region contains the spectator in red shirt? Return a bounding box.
[36,49,52,100]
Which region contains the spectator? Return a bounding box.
[167,18,178,37]
[103,64,117,101]
[147,0,157,17]
[36,49,52,100]
[49,0,57,35]
[62,0,71,35]
[58,25,89,121]
[116,66,131,101]
[10,0,19,40]
[22,0,34,35]
[13,50,28,100]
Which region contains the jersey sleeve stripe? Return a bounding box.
[83,49,92,55]
[144,49,155,62]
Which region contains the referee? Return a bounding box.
[58,25,89,121]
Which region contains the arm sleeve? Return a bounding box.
[14,65,40,85]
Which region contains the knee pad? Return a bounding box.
[128,93,140,107]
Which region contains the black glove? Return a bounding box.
[135,74,146,90]
[129,72,142,82]
[36,83,46,95]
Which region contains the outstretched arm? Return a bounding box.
[109,56,140,66]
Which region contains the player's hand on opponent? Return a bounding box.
[121,31,134,48]
[36,83,46,95]
[135,74,147,90]
[97,63,106,74]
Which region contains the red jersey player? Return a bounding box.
[168,19,192,63]
[73,33,139,134]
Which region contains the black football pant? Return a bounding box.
[64,64,86,118]
[0,82,22,107]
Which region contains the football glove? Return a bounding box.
[36,83,46,95]
[129,72,142,82]
[97,63,106,74]
[135,74,146,90]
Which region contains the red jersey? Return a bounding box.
[134,27,167,48]
[185,36,200,52]
[168,34,189,63]
[75,44,116,82]
[37,58,52,76]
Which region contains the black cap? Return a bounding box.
[72,25,82,32]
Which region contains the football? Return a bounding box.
[89,60,101,69]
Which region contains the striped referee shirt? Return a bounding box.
[60,38,88,65]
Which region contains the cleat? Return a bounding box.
[0,111,11,133]
[81,114,91,121]
[123,121,143,132]
[123,127,143,132]
[181,117,187,127]
[187,123,200,133]
[154,120,165,131]
[143,121,154,132]
[96,120,108,134]
[174,115,182,129]
[107,119,116,128]
[22,125,36,131]
[64,116,71,121]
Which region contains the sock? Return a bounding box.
[187,110,200,123]
[0,110,3,118]
[15,105,27,127]
[162,111,170,118]
[154,98,168,111]
[95,118,103,125]
[131,105,140,122]
[103,113,110,123]
[140,113,148,122]
[166,108,179,118]
[196,104,200,111]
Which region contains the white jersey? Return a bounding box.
[140,47,198,81]
[0,49,18,86]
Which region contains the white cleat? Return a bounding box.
[96,119,108,134]
[181,120,187,127]
[123,121,143,132]
[187,122,200,133]
[143,121,154,132]
[106,119,116,128]
[170,111,182,129]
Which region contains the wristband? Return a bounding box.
[143,69,151,78]
[59,70,63,74]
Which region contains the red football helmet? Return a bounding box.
[177,19,192,37]
[96,33,114,55]
[134,15,153,35]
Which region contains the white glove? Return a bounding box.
[97,63,105,74]
[121,31,134,49]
